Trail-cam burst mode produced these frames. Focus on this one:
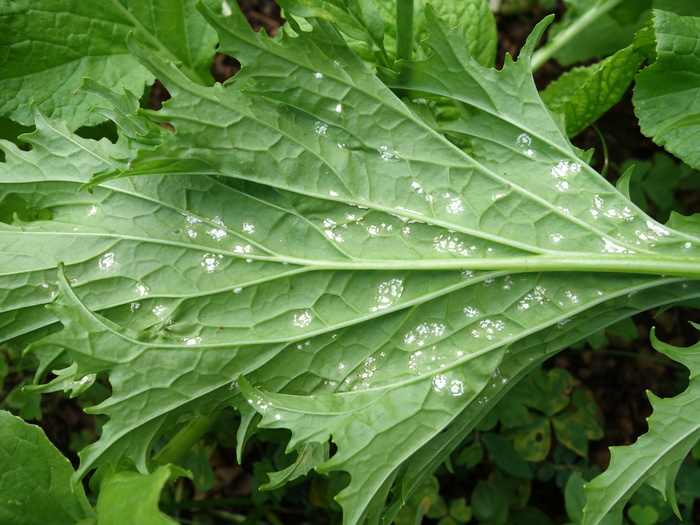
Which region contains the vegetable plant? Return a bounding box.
[1,0,700,523]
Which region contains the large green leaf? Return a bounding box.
[2,3,700,525]
[0,410,94,525]
[0,0,217,128]
[633,9,700,170]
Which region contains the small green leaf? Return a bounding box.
[552,410,604,456]
[261,442,329,490]
[542,44,644,137]
[531,369,574,417]
[471,480,509,525]
[393,475,442,525]
[0,410,94,525]
[95,465,189,525]
[448,497,472,522]
[481,432,534,479]
[627,504,660,525]
[507,413,552,462]
[455,441,484,469]
[633,10,700,169]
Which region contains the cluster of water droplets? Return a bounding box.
[370,278,404,312]
[291,309,313,328]
[431,373,466,397]
[98,252,116,271]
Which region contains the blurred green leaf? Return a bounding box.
[0,410,94,525]
[482,432,534,479]
[507,413,552,462]
[471,480,509,525]
[95,465,190,525]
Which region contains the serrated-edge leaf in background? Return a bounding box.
[633,9,700,170]
[0,0,217,128]
[583,326,700,524]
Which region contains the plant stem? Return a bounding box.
[153,410,221,466]
[531,0,626,71]
[396,0,415,65]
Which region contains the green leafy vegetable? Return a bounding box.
[1,1,700,524]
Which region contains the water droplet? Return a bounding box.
[463,306,479,318]
[602,239,633,254]
[403,322,446,347]
[516,133,536,157]
[206,228,227,241]
[557,318,573,329]
[432,374,447,392]
[444,194,465,214]
[518,285,548,311]
[200,253,224,272]
[315,121,328,135]
[433,233,475,256]
[378,145,399,161]
[449,380,465,397]
[98,252,116,270]
[645,221,670,237]
[152,304,168,319]
[233,244,253,254]
[292,310,313,328]
[39,281,58,299]
[357,357,377,380]
[563,290,579,303]
[471,318,505,340]
[371,278,404,312]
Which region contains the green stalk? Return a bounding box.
[531,0,626,71]
[396,0,415,95]
[396,0,415,65]
[152,410,221,466]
